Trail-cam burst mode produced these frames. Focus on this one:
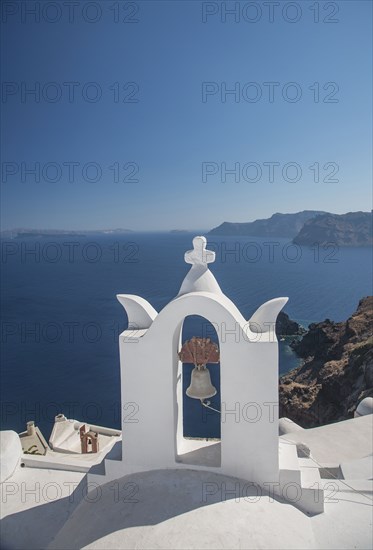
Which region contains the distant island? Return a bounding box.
[1,228,133,239]
[209,211,327,238]
[170,229,189,234]
[14,232,87,239]
[293,211,373,247]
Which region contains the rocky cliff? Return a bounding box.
[279,297,373,427]
[293,211,372,247]
[276,311,306,337]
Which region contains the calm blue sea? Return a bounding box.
[1,233,372,439]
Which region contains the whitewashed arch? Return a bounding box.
[117,290,287,484]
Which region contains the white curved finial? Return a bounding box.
[184,236,215,266]
[248,297,289,334]
[117,295,158,329]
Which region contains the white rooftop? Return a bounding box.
[1,415,372,550]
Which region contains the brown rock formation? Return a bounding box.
[279,297,373,427]
[276,311,306,337]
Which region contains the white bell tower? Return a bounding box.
[112,236,288,485]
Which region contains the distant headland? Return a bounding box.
[209,211,327,238]
[209,210,373,247]
[293,211,372,247]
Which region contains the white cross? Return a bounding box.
[184,236,215,266]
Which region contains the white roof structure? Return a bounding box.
[1,426,372,550]
[0,237,372,549]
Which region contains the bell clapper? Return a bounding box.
[200,399,221,414]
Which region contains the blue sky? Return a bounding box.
[1,0,372,231]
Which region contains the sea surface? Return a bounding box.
[1,233,372,439]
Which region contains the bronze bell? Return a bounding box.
[186,365,217,400]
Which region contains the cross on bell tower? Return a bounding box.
[184,236,215,266]
[177,236,222,297]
